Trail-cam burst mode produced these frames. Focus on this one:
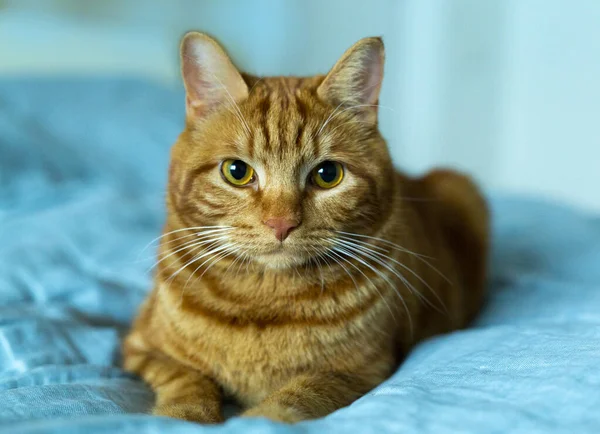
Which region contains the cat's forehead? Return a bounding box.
[244,75,323,95]
[238,75,331,165]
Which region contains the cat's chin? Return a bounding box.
[251,248,308,270]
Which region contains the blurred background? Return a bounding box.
[1,0,599,211]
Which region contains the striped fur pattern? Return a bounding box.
[123,33,490,423]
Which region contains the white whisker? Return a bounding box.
[138,226,232,254]
[175,242,236,284]
[180,244,239,305]
[135,226,233,262]
[135,230,234,264]
[343,240,447,315]
[332,246,412,334]
[161,240,223,285]
[304,246,326,295]
[336,231,430,258]
[160,227,234,248]
[195,245,239,285]
[233,251,248,280]
[334,238,447,316]
[223,249,245,279]
[322,250,360,293]
[336,231,451,284]
[154,230,234,259]
[326,247,398,324]
[147,235,231,273]
[335,234,390,254]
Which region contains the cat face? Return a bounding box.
[167,33,396,269]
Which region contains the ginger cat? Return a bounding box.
[123,32,489,424]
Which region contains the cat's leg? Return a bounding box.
[241,372,375,423]
[123,338,223,423]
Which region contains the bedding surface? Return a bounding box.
[1,78,599,434]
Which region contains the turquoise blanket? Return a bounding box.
[1,79,599,433]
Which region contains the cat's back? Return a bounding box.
[395,169,489,331]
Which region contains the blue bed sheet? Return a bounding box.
[1,78,599,434]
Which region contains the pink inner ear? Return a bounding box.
[180,33,249,119]
[361,50,384,106]
[182,53,212,111]
[317,38,384,112]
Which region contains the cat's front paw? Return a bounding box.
[241,403,305,423]
[153,403,223,424]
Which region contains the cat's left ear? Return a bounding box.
[180,32,249,119]
[317,37,384,124]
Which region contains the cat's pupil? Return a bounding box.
[317,162,337,183]
[229,160,247,180]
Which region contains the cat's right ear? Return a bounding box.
[180,32,249,119]
[317,37,385,124]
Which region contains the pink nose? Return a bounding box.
[264,217,299,242]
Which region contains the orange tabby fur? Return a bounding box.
[123,32,489,424]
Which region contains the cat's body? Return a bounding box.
[123,34,489,423]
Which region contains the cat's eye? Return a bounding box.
[221,159,255,186]
[311,161,344,189]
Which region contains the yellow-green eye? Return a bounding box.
[311,161,344,189]
[221,159,255,186]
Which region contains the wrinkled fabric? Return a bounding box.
[0,78,599,434]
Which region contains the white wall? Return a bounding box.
[1,0,599,210]
[497,0,600,210]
